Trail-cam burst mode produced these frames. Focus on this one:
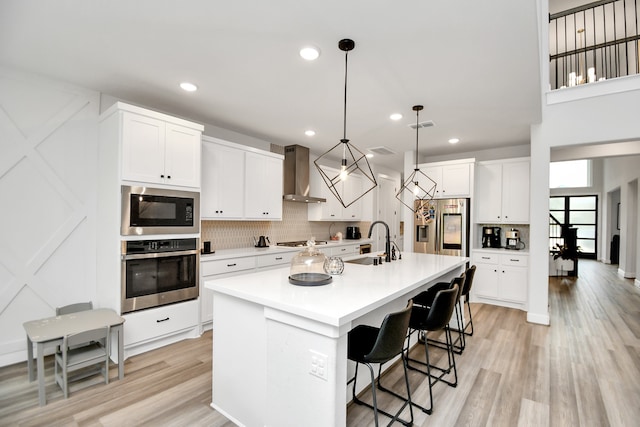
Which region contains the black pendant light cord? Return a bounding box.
[413,105,423,171]
[342,49,348,144]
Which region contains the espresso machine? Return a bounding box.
[482,226,501,248]
[505,228,525,250]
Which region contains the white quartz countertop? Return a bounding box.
[205,252,467,327]
[200,239,373,261]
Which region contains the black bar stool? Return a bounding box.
[413,275,466,354]
[347,300,414,426]
[460,265,477,337]
[404,285,459,414]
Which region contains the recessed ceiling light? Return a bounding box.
[366,153,374,158]
[390,113,403,121]
[299,46,320,61]
[448,138,460,144]
[180,82,198,92]
[305,130,316,136]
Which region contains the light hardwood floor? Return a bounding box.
[1,260,639,426]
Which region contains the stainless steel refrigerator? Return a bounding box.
[414,198,470,256]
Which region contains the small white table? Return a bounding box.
[23,308,125,406]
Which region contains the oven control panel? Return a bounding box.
[124,238,197,254]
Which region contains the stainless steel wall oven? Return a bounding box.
[121,238,199,313]
[121,185,200,236]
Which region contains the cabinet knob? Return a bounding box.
[167,175,171,179]
[160,174,165,178]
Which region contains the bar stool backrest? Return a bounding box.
[425,285,459,332]
[364,300,413,364]
[461,265,476,297]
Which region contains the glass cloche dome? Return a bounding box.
[288,239,332,286]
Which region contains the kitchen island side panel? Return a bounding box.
[211,293,266,427]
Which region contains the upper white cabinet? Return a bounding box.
[119,105,202,188]
[201,136,283,221]
[418,159,473,199]
[244,151,283,220]
[201,140,245,219]
[475,158,530,224]
[308,166,364,221]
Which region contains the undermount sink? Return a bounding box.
[344,257,375,265]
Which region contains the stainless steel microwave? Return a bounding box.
[121,185,200,236]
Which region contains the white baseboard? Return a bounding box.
[618,268,637,279]
[527,311,550,326]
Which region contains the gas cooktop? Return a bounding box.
[276,240,328,247]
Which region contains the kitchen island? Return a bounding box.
[205,252,467,427]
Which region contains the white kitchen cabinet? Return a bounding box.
[121,108,202,188]
[255,251,296,270]
[200,255,256,328]
[122,299,199,358]
[343,173,363,220]
[201,140,245,219]
[308,166,364,221]
[471,251,528,309]
[97,102,204,359]
[244,151,283,220]
[475,158,530,224]
[419,160,473,199]
[201,137,283,221]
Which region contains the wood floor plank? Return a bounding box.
[1,260,639,426]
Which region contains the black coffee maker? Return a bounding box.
[482,226,502,248]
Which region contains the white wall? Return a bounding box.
[528,0,640,325]
[603,156,640,279]
[0,66,100,365]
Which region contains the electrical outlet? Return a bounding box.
[309,350,328,381]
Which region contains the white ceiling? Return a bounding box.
[0,0,543,171]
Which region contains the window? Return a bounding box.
[549,195,597,259]
[549,159,591,188]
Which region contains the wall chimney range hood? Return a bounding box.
[283,145,326,203]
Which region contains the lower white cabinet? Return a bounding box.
[330,243,361,258]
[472,251,528,309]
[200,256,256,328]
[122,299,199,356]
[256,251,296,270]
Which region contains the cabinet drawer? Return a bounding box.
[472,253,499,265]
[123,300,198,345]
[501,254,528,267]
[256,251,295,268]
[331,245,359,257]
[201,257,255,276]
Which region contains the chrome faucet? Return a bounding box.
[368,221,391,263]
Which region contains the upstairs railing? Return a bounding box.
[549,0,640,90]
[549,213,565,250]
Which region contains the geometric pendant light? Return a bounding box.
[395,105,437,212]
[314,38,377,208]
